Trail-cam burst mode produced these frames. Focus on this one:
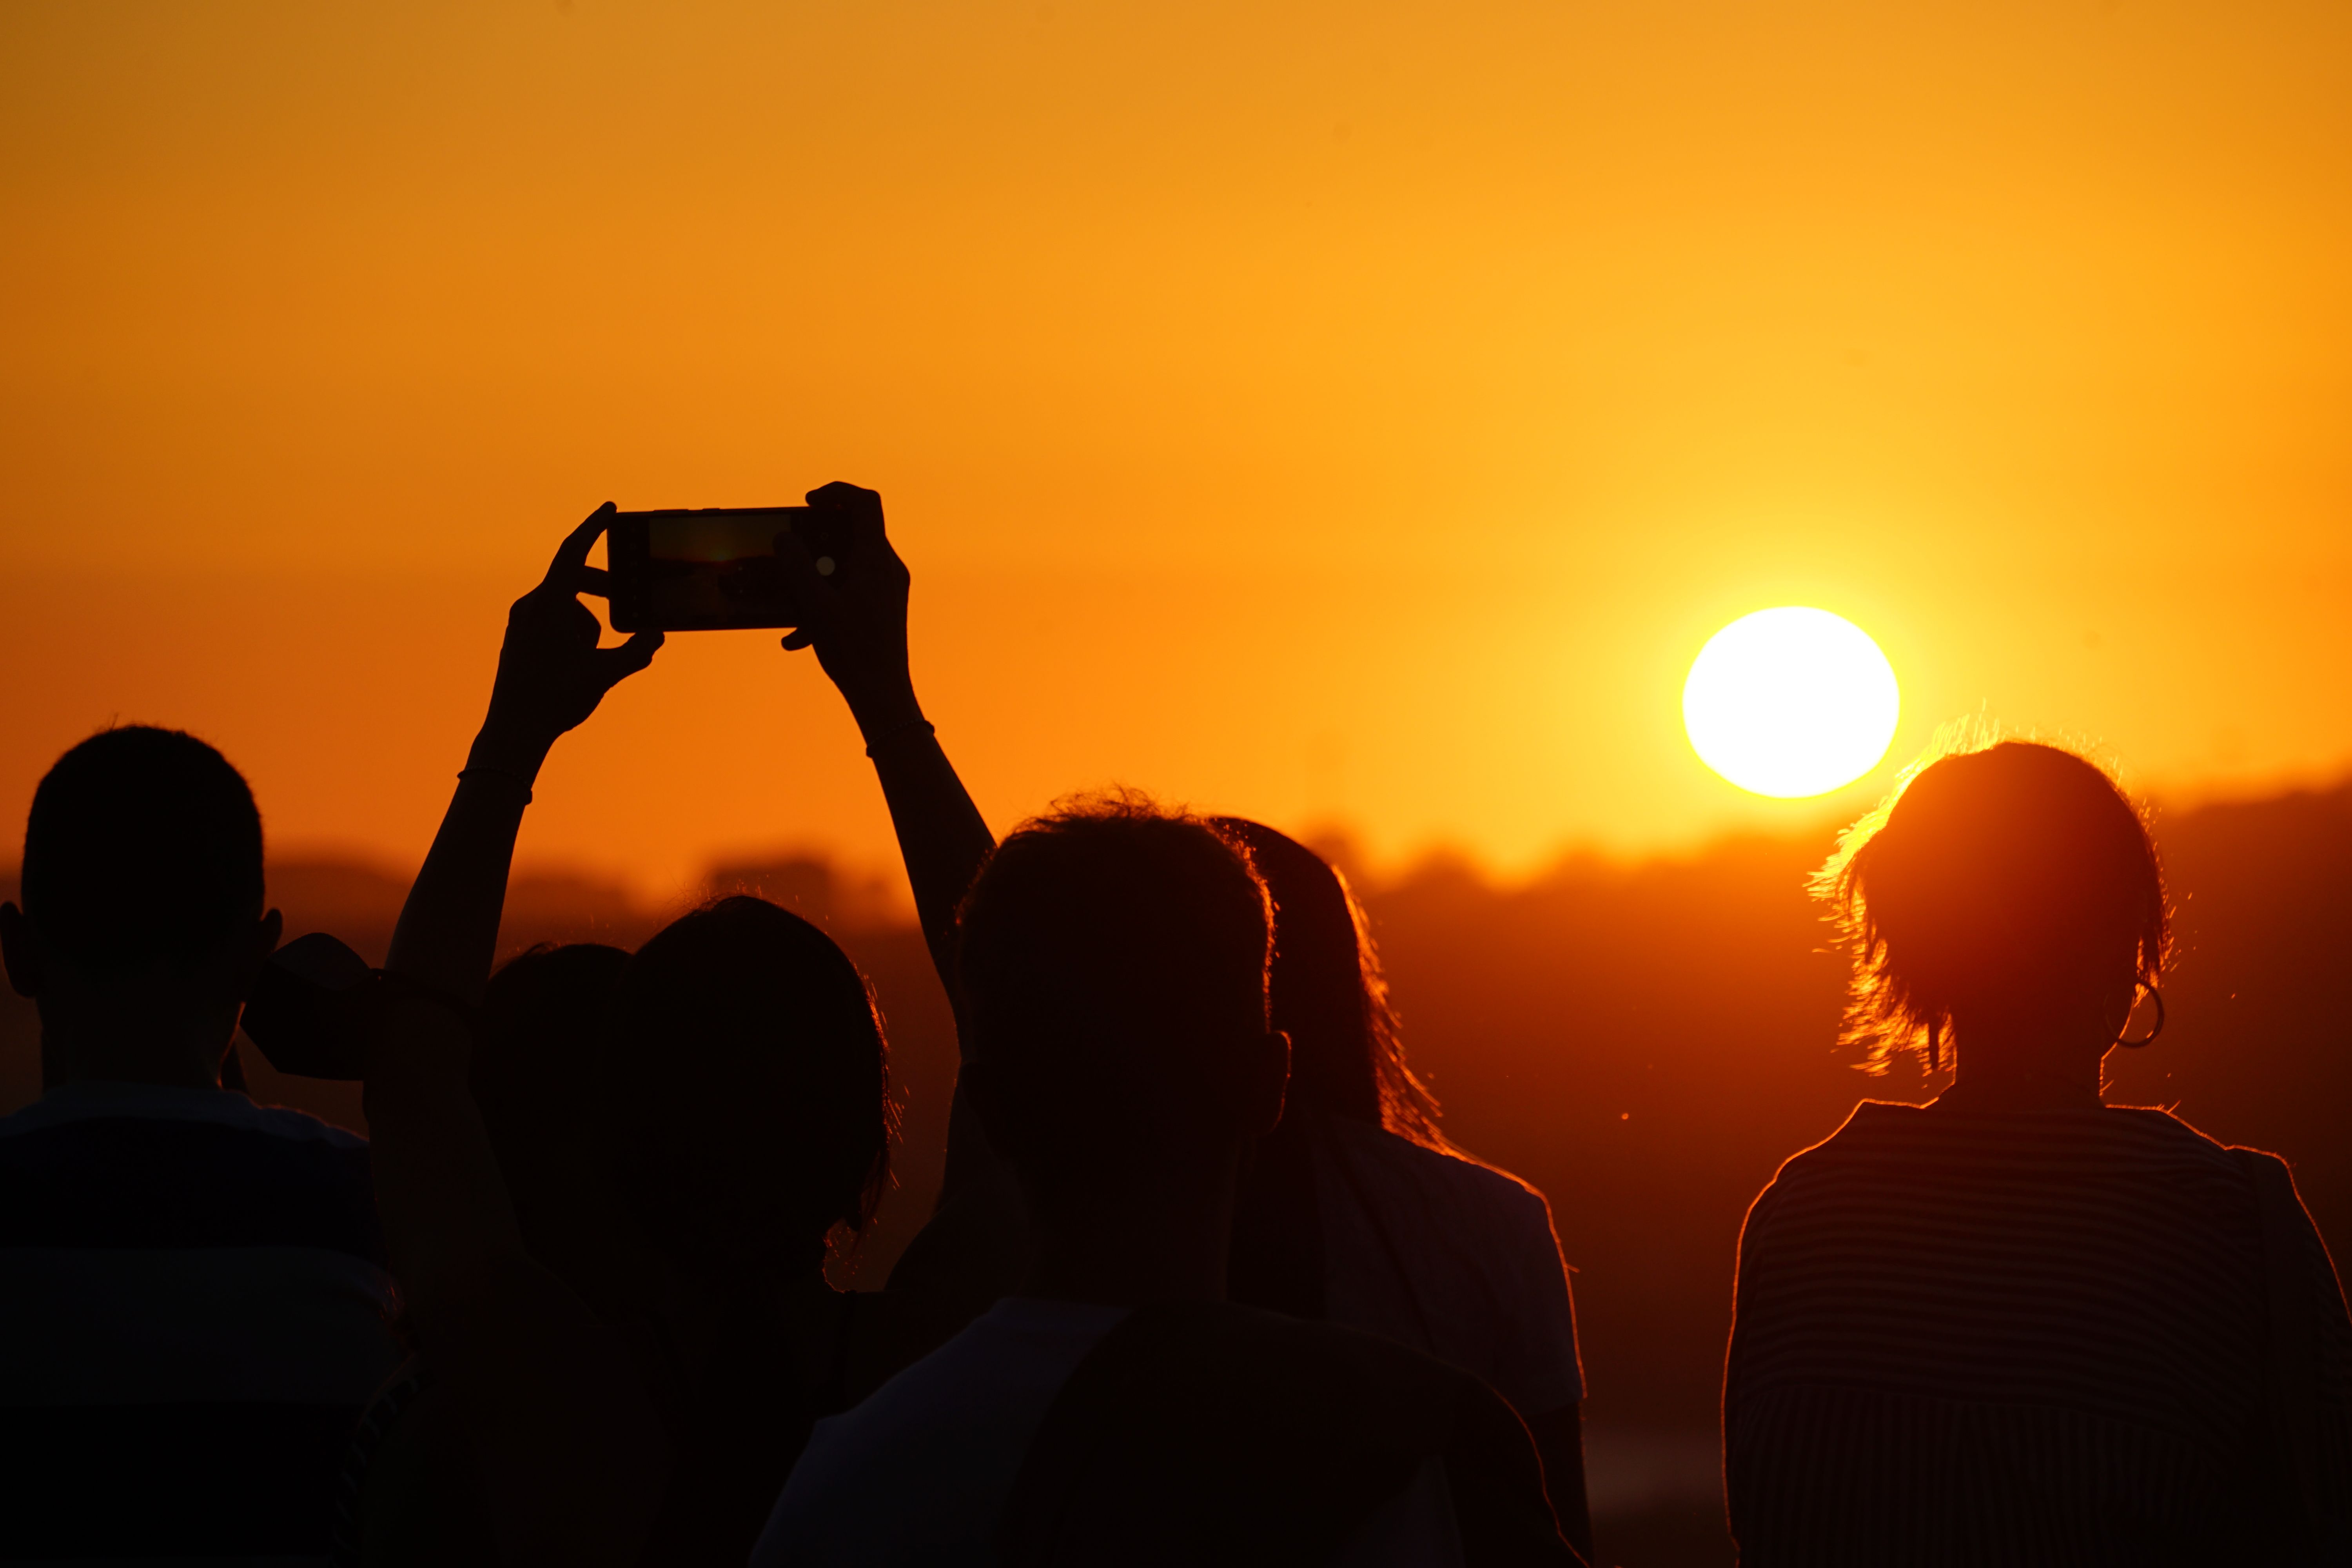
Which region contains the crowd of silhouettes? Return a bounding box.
[2,481,2347,1566]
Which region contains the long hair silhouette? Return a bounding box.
[1209,820,1448,1148]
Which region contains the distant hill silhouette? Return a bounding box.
[3,780,2345,1566]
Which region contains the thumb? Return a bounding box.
[593,628,664,687]
[775,531,845,641]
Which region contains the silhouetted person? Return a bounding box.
[348,507,952,1565]
[1725,739,2352,1564]
[0,726,398,1563]
[763,489,1589,1558]
[348,914,936,1564]
[1219,819,1592,1558]
[338,941,635,1565]
[610,896,941,1560]
[755,797,1579,1566]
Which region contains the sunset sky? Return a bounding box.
[5,1,2348,900]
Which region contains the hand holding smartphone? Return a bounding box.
[606,505,856,632]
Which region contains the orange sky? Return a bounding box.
[5,0,2348,898]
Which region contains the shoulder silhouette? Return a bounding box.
[0,726,397,1563]
[757,794,1581,1567]
[1728,739,2352,1563]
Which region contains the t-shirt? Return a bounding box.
[752,1297,1462,1567]
[0,1081,400,1565]
[1726,1099,2352,1566]
[1312,1115,1585,1417]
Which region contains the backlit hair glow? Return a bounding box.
[1815,733,2170,1075]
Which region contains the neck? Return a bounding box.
[42,1009,234,1092]
[1021,1164,1240,1307]
[1938,1013,2109,1112]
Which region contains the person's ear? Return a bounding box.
[1236,1028,1290,1140]
[231,909,284,1002]
[0,903,43,1000]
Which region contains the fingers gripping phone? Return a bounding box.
[605,506,854,632]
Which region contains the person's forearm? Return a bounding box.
[855,709,1022,1305]
[864,722,1028,1305]
[384,729,550,1004]
[866,727,994,992]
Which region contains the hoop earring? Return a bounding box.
[2115,987,2165,1048]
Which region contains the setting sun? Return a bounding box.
[1683,608,1900,798]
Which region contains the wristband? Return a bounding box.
[457,765,535,803]
[863,717,936,758]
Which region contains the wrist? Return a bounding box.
[845,684,925,746]
[860,715,936,759]
[465,725,554,782]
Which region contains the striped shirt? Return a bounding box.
[1725,1100,2352,1566]
[0,1082,400,1566]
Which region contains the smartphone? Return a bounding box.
[606,507,848,632]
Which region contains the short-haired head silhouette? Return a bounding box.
[0,726,283,1089]
[1822,738,2167,1087]
[956,793,1289,1303]
[611,895,891,1282]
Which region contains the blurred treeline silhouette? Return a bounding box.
[5,782,2347,1566]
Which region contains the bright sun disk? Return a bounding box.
[1683,607,1900,797]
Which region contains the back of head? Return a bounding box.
[474,942,633,1135]
[1821,739,2168,1067]
[21,726,263,980]
[1210,819,1445,1145]
[957,793,1274,1223]
[610,897,889,1279]
[473,942,634,1287]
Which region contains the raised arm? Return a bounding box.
[777,482,993,987]
[778,482,1028,1309]
[367,506,670,1563]
[385,504,662,999]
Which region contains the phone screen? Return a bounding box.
[608,507,807,631]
